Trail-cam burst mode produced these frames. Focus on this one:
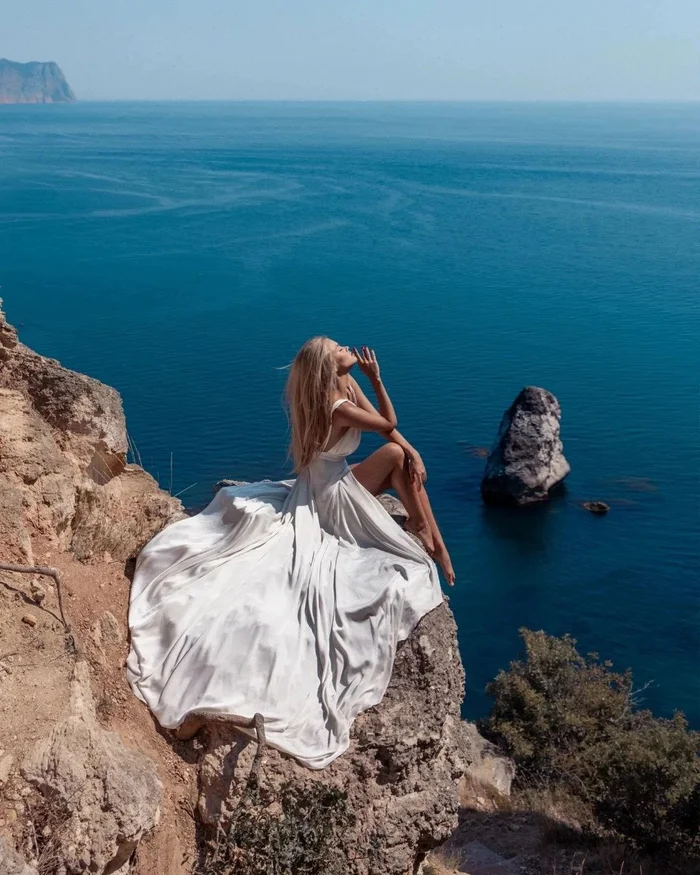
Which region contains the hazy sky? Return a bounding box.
[4,0,699,101]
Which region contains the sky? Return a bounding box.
[3,0,699,101]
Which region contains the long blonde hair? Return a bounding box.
[285,336,337,472]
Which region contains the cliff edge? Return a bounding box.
[0,59,76,104]
[0,300,513,875]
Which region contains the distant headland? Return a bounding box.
[0,58,76,104]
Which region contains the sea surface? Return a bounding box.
[0,101,698,724]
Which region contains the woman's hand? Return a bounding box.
[405,448,427,489]
[352,346,381,383]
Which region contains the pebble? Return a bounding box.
[0,752,15,784]
[6,809,17,823]
[30,583,47,605]
[21,614,38,627]
[20,787,31,797]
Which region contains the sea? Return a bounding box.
[0,101,698,724]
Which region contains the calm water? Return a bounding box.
[1,102,698,723]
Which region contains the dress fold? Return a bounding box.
[126,420,443,769]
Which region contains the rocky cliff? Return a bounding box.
[0,300,513,875]
[0,59,75,104]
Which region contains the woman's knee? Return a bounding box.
[384,443,406,467]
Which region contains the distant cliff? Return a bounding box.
[0,58,76,104]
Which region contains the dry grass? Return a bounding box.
[21,790,74,875]
[422,845,463,874]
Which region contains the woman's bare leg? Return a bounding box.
[352,447,455,585]
[352,444,434,553]
[408,487,455,585]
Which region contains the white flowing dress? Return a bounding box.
[126,394,444,769]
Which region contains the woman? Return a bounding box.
[126,337,455,769]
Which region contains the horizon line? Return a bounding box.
[56,97,700,105]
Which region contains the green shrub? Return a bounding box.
[199,779,355,875]
[480,629,700,857]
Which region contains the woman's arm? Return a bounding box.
[346,369,427,487]
[334,401,396,435]
[351,347,397,428]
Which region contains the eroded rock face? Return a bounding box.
[0,302,502,874]
[481,387,570,506]
[0,300,127,472]
[461,722,515,798]
[0,59,75,104]
[0,389,77,554]
[0,839,37,875]
[0,305,182,875]
[0,300,184,560]
[199,601,472,875]
[22,662,163,875]
[71,467,186,561]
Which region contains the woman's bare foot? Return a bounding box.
[405,518,435,555]
[432,543,456,586]
[175,714,206,741]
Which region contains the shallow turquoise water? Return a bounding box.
[1,102,698,723]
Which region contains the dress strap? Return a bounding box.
[330,398,350,414]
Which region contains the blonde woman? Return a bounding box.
[127,337,454,768]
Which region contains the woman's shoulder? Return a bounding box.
[330,387,356,416]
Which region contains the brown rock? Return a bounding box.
[0,390,76,549]
[0,300,126,463]
[0,752,14,784]
[0,477,34,569]
[199,602,473,875]
[21,614,37,628]
[71,466,185,561]
[0,837,37,875]
[460,722,515,805]
[29,584,46,606]
[22,662,162,875]
[0,301,184,560]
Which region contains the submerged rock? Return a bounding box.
[481,387,570,506]
[582,500,610,515]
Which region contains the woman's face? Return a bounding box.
[329,340,357,373]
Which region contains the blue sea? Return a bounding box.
[1,102,698,724]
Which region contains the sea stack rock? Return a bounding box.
[481,386,570,506]
[0,59,76,104]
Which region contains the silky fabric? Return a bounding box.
[126,396,444,769]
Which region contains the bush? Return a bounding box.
[480,629,700,857]
[199,779,355,875]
